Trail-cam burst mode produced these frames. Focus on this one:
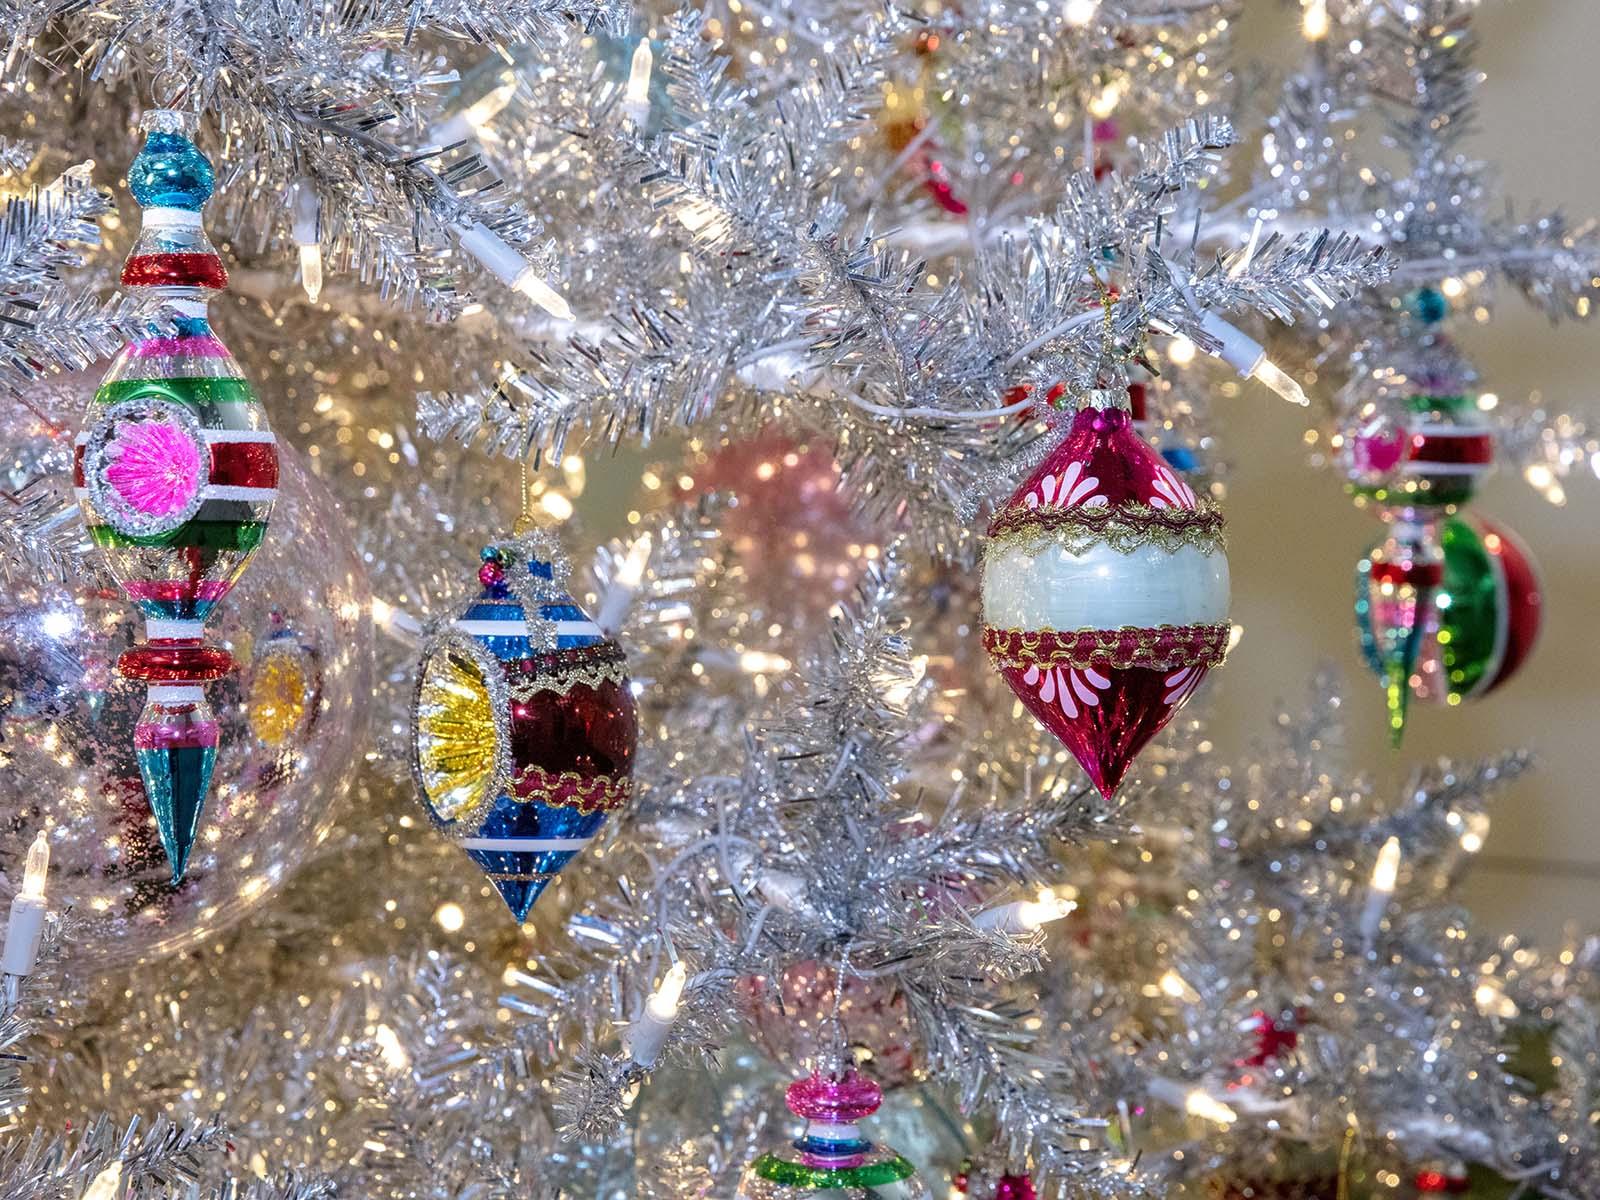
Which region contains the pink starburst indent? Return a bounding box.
[105,419,203,517]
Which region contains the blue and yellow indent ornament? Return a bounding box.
[75,110,278,881]
[409,527,637,922]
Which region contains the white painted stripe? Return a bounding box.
[146,618,205,639]
[141,207,203,230]
[452,618,602,639]
[74,431,88,445]
[169,297,208,319]
[1400,461,1489,476]
[1411,423,1489,437]
[78,486,276,504]
[461,837,594,852]
[148,684,205,703]
[201,430,276,444]
[203,485,278,503]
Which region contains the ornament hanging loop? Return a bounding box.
[513,446,556,536]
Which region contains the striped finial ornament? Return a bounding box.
[76,109,278,882]
[409,529,637,923]
[738,1070,926,1200]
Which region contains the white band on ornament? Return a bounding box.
[148,684,206,703]
[459,836,594,852]
[982,541,1230,630]
[146,618,205,640]
[141,207,203,231]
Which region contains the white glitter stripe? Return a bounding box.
[204,485,278,503]
[146,618,205,639]
[200,430,276,444]
[461,837,594,852]
[147,684,206,703]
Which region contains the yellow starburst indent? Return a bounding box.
[248,649,309,747]
[416,646,501,822]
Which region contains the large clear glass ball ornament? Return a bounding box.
[0,448,372,966]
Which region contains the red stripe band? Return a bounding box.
[209,439,279,489]
[1369,561,1443,588]
[1408,432,1494,466]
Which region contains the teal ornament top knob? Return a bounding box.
[128,110,214,211]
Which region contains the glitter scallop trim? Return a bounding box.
[504,642,629,701]
[982,623,1231,672]
[986,500,1226,555]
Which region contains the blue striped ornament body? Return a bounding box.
[410,531,637,922]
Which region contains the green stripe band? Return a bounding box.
[89,521,267,551]
[751,1155,916,1189]
[94,377,257,408]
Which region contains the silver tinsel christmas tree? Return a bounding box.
[0,1,1593,1199]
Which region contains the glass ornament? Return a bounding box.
[737,1069,928,1200]
[981,387,1230,796]
[0,450,370,966]
[409,527,638,923]
[742,961,921,1089]
[76,109,276,881]
[1343,392,1493,512]
[1356,512,1542,742]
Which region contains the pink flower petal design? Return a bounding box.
[104,419,203,517]
[1025,460,1105,510]
[1162,665,1204,706]
[1148,464,1198,511]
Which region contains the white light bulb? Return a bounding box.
[1088,80,1123,120]
[646,961,687,1020]
[290,179,323,303]
[298,244,323,304]
[625,39,654,118]
[457,221,575,321]
[513,267,574,322]
[1158,970,1190,999]
[1184,1089,1237,1125]
[1371,836,1401,894]
[1302,0,1330,40]
[1248,356,1309,407]
[21,832,47,902]
[615,533,654,589]
[83,1162,123,1200]
[1064,0,1100,26]
[1167,335,1198,366]
[1459,812,1490,854]
[373,1023,412,1073]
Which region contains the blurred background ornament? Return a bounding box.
[1357,513,1542,740]
[0,449,369,967]
[982,388,1230,796]
[674,427,880,638]
[736,1067,929,1200]
[76,109,277,881]
[409,526,637,923]
[742,961,921,1089]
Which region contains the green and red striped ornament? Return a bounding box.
[1355,513,1541,743]
[75,110,277,881]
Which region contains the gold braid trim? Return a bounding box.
[986,500,1226,556]
[983,624,1230,671]
[510,765,634,814]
